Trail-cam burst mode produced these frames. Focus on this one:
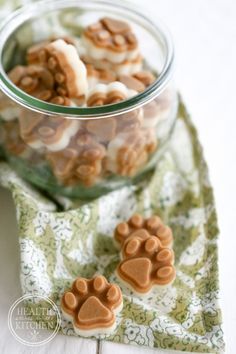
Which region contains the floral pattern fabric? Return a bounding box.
[0,99,225,352]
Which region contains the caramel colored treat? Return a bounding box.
[118,75,145,93]
[19,109,80,152]
[46,131,106,186]
[86,118,117,142]
[87,81,136,107]
[26,39,88,102]
[142,88,175,128]
[82,17,140,65]
[83,54,143,76]
[7,64,57,102]
[61,275,123,337]
[26,36,76,64]
[114,214,173,248]
[106,126,157,177]
[133,71,156,87]
[86,64,116,88]
[116,235,176,294]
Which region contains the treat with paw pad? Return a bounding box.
[19,109,80,152]
[46,131,106,186]
[114,214,173,248]
[116,235,176,294]
[61,275,123,337]
[87,81,136,107]
[29,39,88,102]
[106,129,157,177]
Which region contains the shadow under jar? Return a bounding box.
[0,0,178,199]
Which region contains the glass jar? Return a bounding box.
[0,0,178,199]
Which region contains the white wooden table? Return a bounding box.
[0,0,236,353]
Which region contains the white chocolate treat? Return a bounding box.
[61,301,123,337]
[87,81,137,106]
[46,39,88,100]
[81,17,140,65]
[19,109,80,152]
[61,276,123,337]
[83,55,143,76]
[142,88,177,128]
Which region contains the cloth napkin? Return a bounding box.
[0,100,225,353]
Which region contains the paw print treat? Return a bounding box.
[8,64,56,102]
[31,39,88,102]
[61,275,123,337]
[82,17,140,64]
[116,236,176,294]
[81,17,143,75]
[106,129,157,177]
[83,54,143,76]
[26,36,76,65]
[86,64,116,89]
[118,71,156,93]
[142,88,176,128]
[87,82,136,107]
[114,214,173,248]
[19,109,80,152]
[46,131,106,186]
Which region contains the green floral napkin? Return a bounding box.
[0,101,224,353]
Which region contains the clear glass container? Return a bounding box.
[0,0,178,199]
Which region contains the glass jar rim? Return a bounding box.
[0,0,175,119]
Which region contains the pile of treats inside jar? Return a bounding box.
[2,17,172,187]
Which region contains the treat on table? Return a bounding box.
[116,235,176,294]
[87,81,137,107]
[27,39,88,103]
[114,214,173,248]
[61,275,123,337]
[19,109,80,151]
[106,129,157,177]
[46,131,106,186]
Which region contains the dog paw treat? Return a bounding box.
[28,39,88,103]
[87,82,137,107]
[106,129,156,177]
[118,71,156,93]
[114,214,173,248]
[61,275,123,337]
[7,64,57,101]
[116,235,175,294]
[26,36,76,65]
[19,109,80,152]
[82,17,140,64]
[142,88,175,128]
[86,64,116,88]
[46,131,106,186]
[83,54,143,76]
